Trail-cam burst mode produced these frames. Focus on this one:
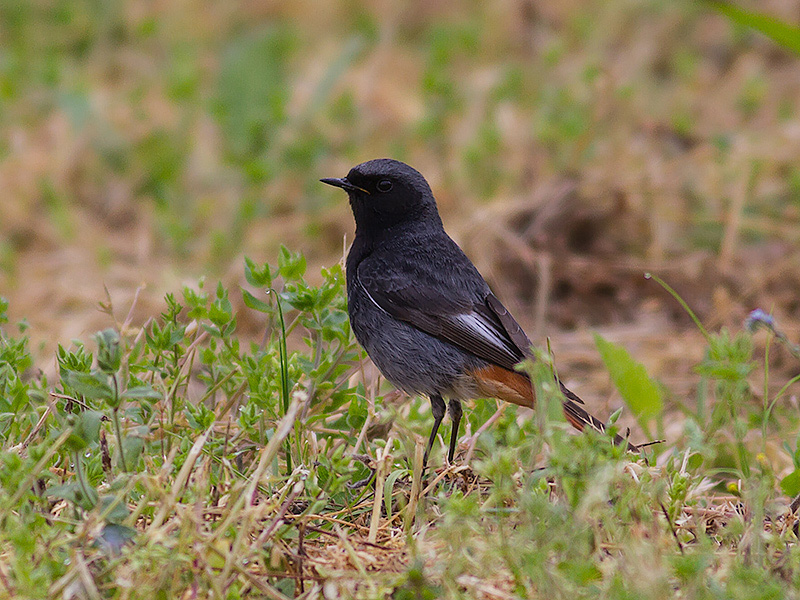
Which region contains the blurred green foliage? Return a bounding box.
[3,0,799,282]
[1,2,800,594]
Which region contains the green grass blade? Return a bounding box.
[709,1,800,55]
[594,333,663,436]
[271,288,293,474]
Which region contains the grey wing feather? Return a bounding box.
[356,260,526,370]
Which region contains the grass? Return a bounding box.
[3,0,800,597]
[0,253,799,598]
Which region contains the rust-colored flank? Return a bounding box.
[472,365,535,408]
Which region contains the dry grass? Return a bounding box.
[3,0,800,597]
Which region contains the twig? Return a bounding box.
[121,284,145,335]
[256,476,306,546]
[421,464,471,496]
[50,392,90,411]
[334,524,369,579]
[660,501,685,555]
[404,437,425,532]
[298,521,306,595]
[352,372,390,455]
[368,435,394,543]
[74,550,102,600]
[10,404,52,453]
[150,429,211,529]
[464,403,507,464]
[290,512,372,533]
[637,439,665,449]
[284,520,391,550]
[790,493,800,515]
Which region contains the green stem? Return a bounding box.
[270,289,293,474]
[113,407,128,472]
[73,451,96,507]
[111,374,129,472]
[645,272,710,342]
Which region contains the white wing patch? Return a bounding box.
[453,313,515,353]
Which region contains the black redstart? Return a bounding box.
[322,158,635,466]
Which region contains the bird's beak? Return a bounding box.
[320,177,370,195]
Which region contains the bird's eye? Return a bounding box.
[376,179,393,193]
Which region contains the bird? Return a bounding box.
[321,158,636,467]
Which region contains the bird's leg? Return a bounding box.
[423,394,446,469]
[447,399,462,464]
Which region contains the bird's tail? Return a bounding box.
[473,365,638,452]
[560,384,638,452]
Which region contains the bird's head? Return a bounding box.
[321,158,441,232]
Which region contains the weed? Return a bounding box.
[0,255,799,598]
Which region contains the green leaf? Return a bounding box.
[64,410,103,451]
[65,370,113,400]
[97,523,136,554]
[121,435,145,471]
[346,396,367,430]
[281,286,316,311]
[384,468,407,521]
[594,333,663,426]
[242,289,272,313]
[687,452,705,471]
[244,257,273,287]
[94,328,122,373]
[781,469,800,496]
[98,494,131,522]
[48,481,97,510]
[209,291,233,328]
[695,361,753,381]
[278,245,306,280]
[121,385,162,401]
[557,559,603,585]
[607,406,623,426]
[709,2,800,55]
[75,410,103,446]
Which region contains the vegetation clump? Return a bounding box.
[0,253,799,599]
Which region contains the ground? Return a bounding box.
[2,1,800,598]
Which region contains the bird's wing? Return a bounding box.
[356,250,529,372]
[356,246,588,405]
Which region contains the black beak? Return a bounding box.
[320,177,370,195]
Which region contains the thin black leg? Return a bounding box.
[423,394,446,469]
[447,399,462,463]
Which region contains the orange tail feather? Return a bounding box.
[472,365,637,451]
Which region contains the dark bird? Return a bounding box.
[321,158,636,466]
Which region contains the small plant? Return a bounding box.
[0,253,374,597]
[1,258,800,597]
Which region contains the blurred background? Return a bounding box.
[2,0,800,415]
